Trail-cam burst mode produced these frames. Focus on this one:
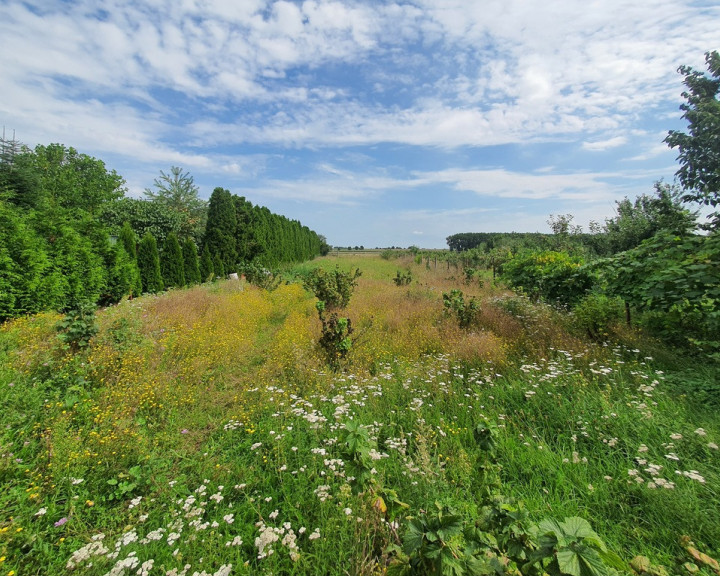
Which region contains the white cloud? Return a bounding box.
[412,168,620,202]
[582,136,628,151]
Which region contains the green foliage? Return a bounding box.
[665,51,720,229]
[0,198,63,319]
[101,244,137,305]
[339,420,375,492]
[442,289,480,329]
[199,244,214,282]
[394,269,413,286]
[118,221,137,260]
[595,231,720,357]
[101,197,185,247]
[239,261,282,291]
[213,252,226,279]
[305,266,362,369]
[55,301,98,353]
[144,166,207,241]
[160,232,185,289]
[393,499,623,576]
[318,311,354,370]
[398,503,465,576]
[204,187,238,274]
[502,251,594,307]
[571,294,625,341]
[103,466,147,503]
[29,143,125,215]
[137,232,163,293]
[182,238,201,286]
[529,517,624,576]
[304,266,362,310]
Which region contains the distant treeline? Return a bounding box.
[446,189,698,258]
[0,140,328,321]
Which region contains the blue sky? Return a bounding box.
[1,0,718,247]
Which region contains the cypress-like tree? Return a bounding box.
[119,221,137,259]
[161,232,185,289]
[213,253,225,280]
[182,238,201,285]
[118,220,142,296]
[204,187,237,273]
[137,232,163,293]
[199,244,214,282]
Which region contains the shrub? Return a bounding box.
[56,300,98,353]
[572,294,625,340]
[393,270,412,286]
[442,289,480,329]
[304,266,361,311]
[502,250,594,307]
[305,266,362,369]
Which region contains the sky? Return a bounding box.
[1,0,718,248]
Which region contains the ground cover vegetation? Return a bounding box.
[0,251,718,576]
[0,141,329,322]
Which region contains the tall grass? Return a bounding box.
[0,256,717,575]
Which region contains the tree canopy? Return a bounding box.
[665,50,720,229]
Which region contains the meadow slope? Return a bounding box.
[0,254,718,575]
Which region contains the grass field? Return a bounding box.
[0,254,718,576]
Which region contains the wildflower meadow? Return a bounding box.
[0,254,718,576]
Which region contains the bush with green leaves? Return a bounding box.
[182,237,201,286]
[442,289,480,329]
[595,231,720,358]
[304,266,362,310]
[240,261,282,291]
[316,303,354,369]
[390,500,624,576]
[305,266,362,369]
[56,301,98,353]
[571,294,625,341]
[502,250,595,307]
[394,270,413,286]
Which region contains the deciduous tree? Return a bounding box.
[665,50,720,229]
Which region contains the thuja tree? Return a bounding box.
[182,238,201,286]
[118,221,142,297]
[199,244,214,282]
[304,266,362,370]
[161,232,185,289]
[137,232,163,293]
[204,187,237,274]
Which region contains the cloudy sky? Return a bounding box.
[1,0,717,247]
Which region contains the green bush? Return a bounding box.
[502,250,594,307]
[442,289,480,329]
[304,266,361,310]
[572,294,625,341]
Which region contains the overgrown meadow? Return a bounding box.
[1,254,718,576]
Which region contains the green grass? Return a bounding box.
[0,256,718,575]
